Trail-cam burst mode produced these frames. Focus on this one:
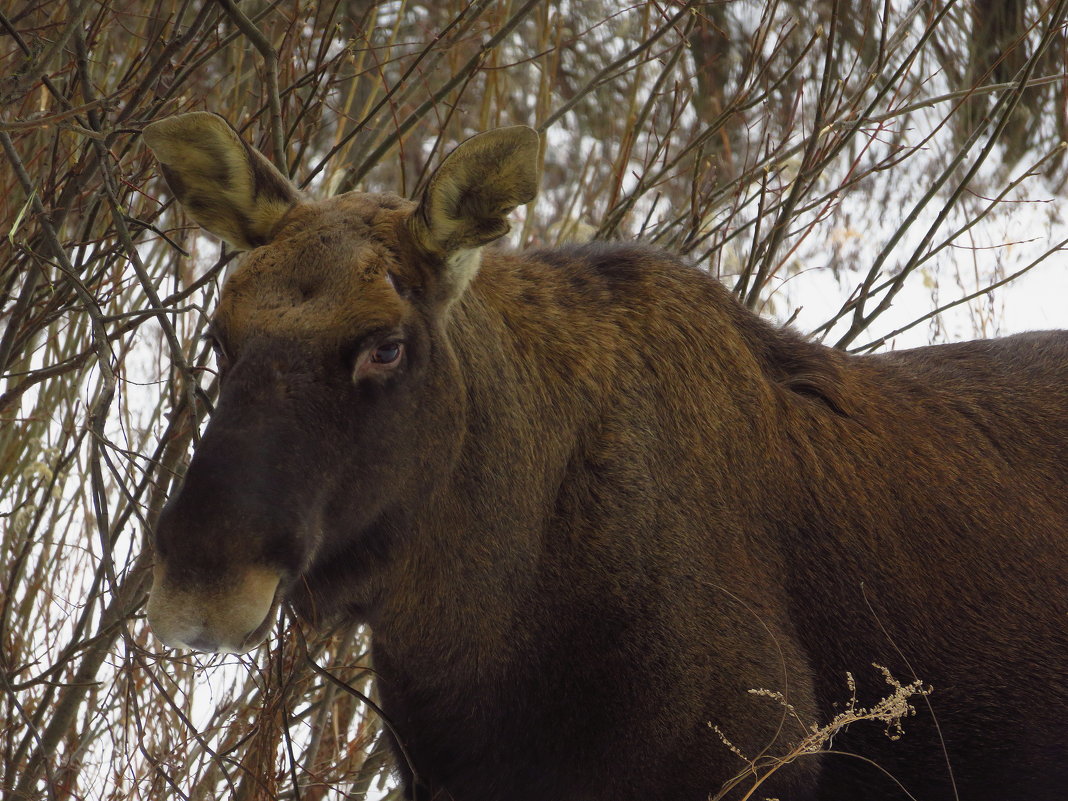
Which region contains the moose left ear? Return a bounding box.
[143,112,299,251]
[409,126,540,295]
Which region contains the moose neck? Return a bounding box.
[356,243,860,801]
[367,244,795,679]
[366,254,604,669]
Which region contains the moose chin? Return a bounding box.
[142,111,1068,801]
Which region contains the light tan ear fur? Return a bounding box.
[410,126,540,297]
[143,112,299,251]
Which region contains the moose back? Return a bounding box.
[142,113,1068,801]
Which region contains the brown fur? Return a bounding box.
[145,115,1068,801]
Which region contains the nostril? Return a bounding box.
[153,508,178,560]
[186,634,220,653]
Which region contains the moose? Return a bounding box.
[142,112,1068,801]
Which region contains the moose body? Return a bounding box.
[143,113,1068,801]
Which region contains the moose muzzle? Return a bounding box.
[146,564,281,653]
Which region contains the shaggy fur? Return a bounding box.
[145,115,1068,801]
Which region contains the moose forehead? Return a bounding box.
[215,192,419,343]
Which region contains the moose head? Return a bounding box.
[143,113,539,653]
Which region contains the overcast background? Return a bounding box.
[1,1,1066,799]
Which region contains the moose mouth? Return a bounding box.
[146,564,285,654]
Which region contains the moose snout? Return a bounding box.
[146,564,281,653]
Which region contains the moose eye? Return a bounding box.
[353,339,406,382]
[371,342,403,365]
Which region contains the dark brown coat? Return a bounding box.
[143,113,1068,801]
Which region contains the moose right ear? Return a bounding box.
[408,126,540,302]
[142,112,299,251]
